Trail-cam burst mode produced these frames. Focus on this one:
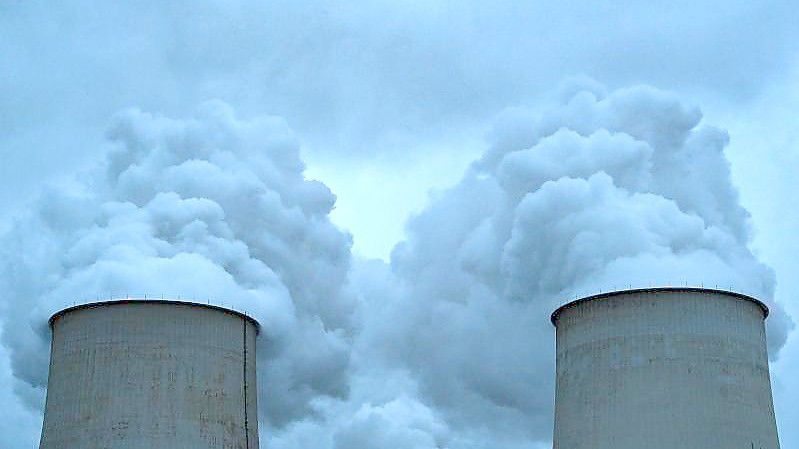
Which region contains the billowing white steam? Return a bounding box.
[0,82,791,448]
[356,80,792,445]
[0,101,355,427]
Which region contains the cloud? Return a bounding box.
[3,1,798,262]
[332,397,450,449]
[370,82,792,443]
[264,81,794,447]
[0,102,355,434]
[0,82,793,448]
[2,1,798,220]
[0,324,40,448]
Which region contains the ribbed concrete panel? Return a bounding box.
[551,288,780,449]
[39,300,259,449]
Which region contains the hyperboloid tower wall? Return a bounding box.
[39,300,259,449]
[551,287,780,449]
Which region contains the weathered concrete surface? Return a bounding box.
[39,300,259,449]
[552,288,780,449]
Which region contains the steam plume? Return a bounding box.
[0,82,790,447]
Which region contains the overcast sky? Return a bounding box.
[2,1,798,447]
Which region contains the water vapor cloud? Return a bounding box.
[0,82,790,447]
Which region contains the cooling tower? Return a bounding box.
[39,300,259,449]
[551,287,780,449]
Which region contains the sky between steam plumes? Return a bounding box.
[1,1,799,448]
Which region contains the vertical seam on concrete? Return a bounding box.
[243,318,250,449]
[40,323,57,448]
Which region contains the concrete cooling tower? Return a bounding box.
[551,287,780,449]
[39,300,260,449]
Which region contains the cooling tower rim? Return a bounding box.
[550,287,769,326]
[48,299,261,334]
